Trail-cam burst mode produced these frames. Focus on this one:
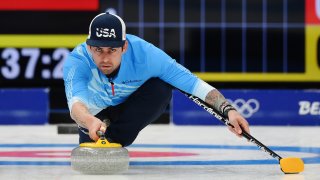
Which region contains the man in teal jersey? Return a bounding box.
[63,12,250,146]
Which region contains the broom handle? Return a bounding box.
[181,90,283,161]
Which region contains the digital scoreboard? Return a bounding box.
[1,0,320,85]
[0,0,319,123]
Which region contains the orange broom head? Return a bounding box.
[280,157,304,174]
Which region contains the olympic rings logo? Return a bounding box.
[227,99,260,118]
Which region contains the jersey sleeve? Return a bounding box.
[145,43,214,101]
[63,54,91,113]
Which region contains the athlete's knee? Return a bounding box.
[115,133,138,147]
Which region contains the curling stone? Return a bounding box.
[71,120,129,174]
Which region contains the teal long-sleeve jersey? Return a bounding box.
[63,34,213,115]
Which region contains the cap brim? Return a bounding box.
[86,39,125,47]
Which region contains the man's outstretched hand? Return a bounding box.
[227,110,250,138]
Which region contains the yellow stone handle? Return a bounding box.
[80,138,122,148]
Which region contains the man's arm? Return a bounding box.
[63,52,106,141]
[205,89,250,137]
[71,102,106,141]
[142,43,250,136]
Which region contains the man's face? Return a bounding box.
[88,41,128,75]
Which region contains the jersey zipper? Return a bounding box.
[108,77,115,96]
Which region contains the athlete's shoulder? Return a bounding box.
[126,34,153,49]
[63,43,92,79]
[65,42,91,66]
[126,34,147,43]
[70,42,90,58]
[126,34,164,57]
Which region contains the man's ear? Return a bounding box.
[86,45,93,57]
[122,41,128,53]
